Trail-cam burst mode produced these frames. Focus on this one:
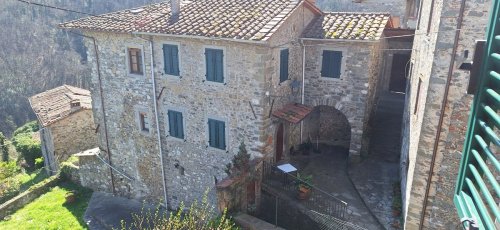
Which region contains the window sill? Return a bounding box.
[320,76,343,81]
[128,72,145,78]
[167,136,186,142]
[203,80,227,86]
[207,145,228,153]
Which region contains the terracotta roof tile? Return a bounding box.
[272,103,313,124]
[302,12,390,40]
[29,85,92,127]
[60,0,302,41]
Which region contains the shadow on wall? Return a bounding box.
[302,106,351,149]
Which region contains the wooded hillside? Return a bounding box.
[0,0,162,136]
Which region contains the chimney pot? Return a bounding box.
[171,0,180,17]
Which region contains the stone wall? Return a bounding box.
[262,3,317,162]
[43,110,98,172]
[302,106,351,149]
[0,176,60,220]
[302,40,382,157]
[76,148,112,193]
[401,0,490,228]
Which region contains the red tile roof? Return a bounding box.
[302,12,390,40]
[29,85,92,127]
[272,103,313,124]
[60,0,303,41]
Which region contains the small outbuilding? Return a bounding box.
[29,85,97,174]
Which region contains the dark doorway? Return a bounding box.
[389,53,411,93]
[246,180,256,206]
[275,123,284,162]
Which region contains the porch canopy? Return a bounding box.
[272,103,313,124]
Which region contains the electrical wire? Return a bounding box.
[14,0,131,23]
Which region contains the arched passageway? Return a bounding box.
[302,105,351,151]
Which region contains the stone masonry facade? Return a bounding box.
[40,109,97,173]
[401,0,491,228]
[77,1,391,209]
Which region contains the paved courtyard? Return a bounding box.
[289,146,384,230]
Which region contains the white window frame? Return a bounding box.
[203,45,227,85]
[126,44,146,77]
[279,47,290,84]
[135,106,151,135]
[162,41,182,78]
[165,106,187,141]
[319,47,347,81]
[206,115,229,152]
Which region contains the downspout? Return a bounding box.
[300,40,306,143]
[418,0,466,228]
[141,36,169,208]
[91,36,117,195]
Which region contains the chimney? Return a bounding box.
[306,0,316,4]
[171,0,180,18]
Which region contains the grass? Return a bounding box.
[0,181,93,230]
[0,169,49,204]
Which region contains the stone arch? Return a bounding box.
[302,105,351,149]
[306,99,363,155]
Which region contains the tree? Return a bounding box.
[0,132,8,162]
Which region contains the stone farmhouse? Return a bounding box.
[59,0,404,210]
[29,85,98,175]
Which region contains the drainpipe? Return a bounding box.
[90,36,117,195]
[138,35,169,208]
[418,0,466,228]
[300,40,306,143]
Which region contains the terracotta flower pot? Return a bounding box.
[298,186,311,200]
[65,193,76,204]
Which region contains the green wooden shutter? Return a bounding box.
[321,51,342,78]
[208,119,225,149]
[454,0,500,229]
[321,50,332,77]
[168,110,175,137]
[215,49,224,83]
[163,45,179,76]
[331,51,342,78]
[206,49,215,81]
[163,44,172,74]
[208,119,216,147]
[218,121,226,149]
[177,112,184,139]
[280,49,289,83]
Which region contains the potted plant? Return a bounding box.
[296,173,313,200]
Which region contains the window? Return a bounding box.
[163,44,180,76]
[167,110,184,139]
[321,50,343,78]
[205,48,224,83]
[139,112,150,132]
[280,49,289,83]
[208,119,226,150]
[128,48,143,75]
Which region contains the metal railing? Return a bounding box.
[262,160,349,220]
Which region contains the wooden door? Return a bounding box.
[275,124,284,162]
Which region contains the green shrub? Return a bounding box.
[12,133,41,169]
[12,121,39,137]
[35,157,44,169]
[0,161,20,180]
[0,132,8,162]
[121,190,239,230]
